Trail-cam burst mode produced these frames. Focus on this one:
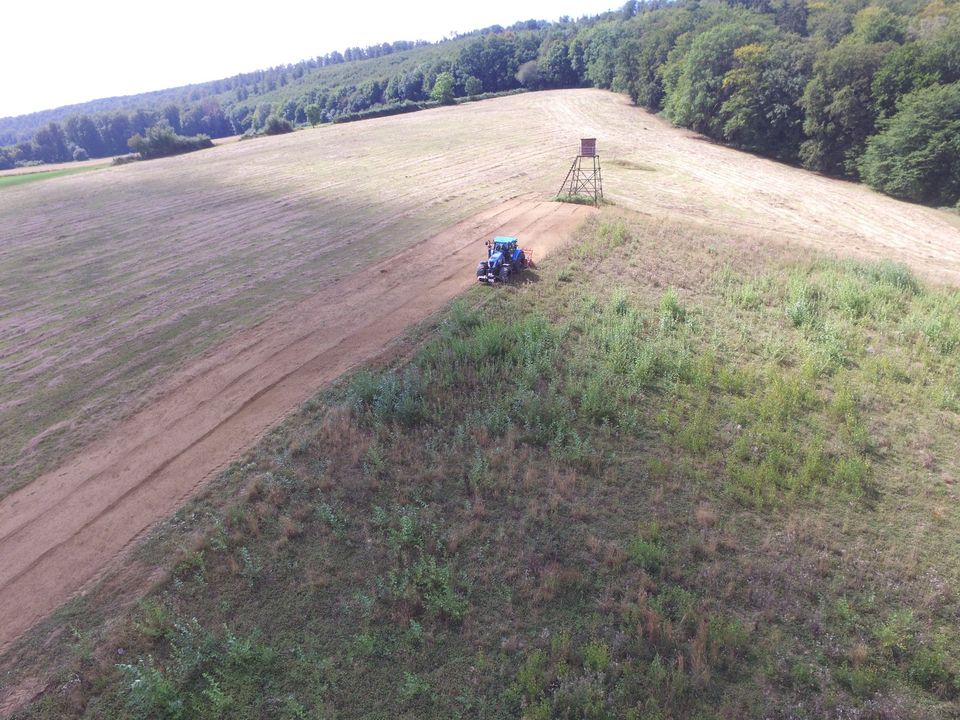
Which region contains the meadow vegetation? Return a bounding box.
[11,211,960,718]
[0,164,106,188]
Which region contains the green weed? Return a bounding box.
[582,641,610,673]
[785,275,821,328]
[400,671,432,701]
[628,536,664,572]
[658,288,687,330]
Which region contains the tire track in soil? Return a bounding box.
[0,197,595,654]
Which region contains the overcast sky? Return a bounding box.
[1,0,617,118]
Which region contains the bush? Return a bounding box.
[909,645,952,692]
[582,641,610,673]
[118,657,183,719]
[785,276,821,328]
[263,115,293,135]
[658,288,687,330]
[349,367,424,426]
[128,120,213,160]
[430,72,455,105]
[464,75,483,96]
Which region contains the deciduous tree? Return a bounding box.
[799,40,893,176]
[860,80,960,206]
[719,38,814,159]
[662,21,771,136]
[430,72,455,104]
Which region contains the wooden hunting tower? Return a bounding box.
[557,138,603,205]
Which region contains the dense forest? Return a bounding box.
[2,0,958,206]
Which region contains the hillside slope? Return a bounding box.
[9,210,960,719]
[3,90,958,496]
[1,89,959,716]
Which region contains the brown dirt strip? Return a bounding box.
[0,196,595,654]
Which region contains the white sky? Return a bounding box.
[0,0,618,118]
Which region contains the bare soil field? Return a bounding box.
[1,89,959,657]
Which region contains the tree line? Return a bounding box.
[2,1,957,207]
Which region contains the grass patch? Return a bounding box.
[606,158,657,171]
[0,164,108,189]
[555,193,605,206]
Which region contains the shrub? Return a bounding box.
[400,671,431,701]
[785,276,821,328]
[597,219,631,248]
[332,100,427,124]
[263,115,293,135]
[579,373,620,424]
[835,664,882,697]
[875,609,916,660]
[136,598,172,639]
[350,367,424,426]
[858,259,920,294]
[410,555,468,620]
[128,120,213,160]
[832,455,870,495]
[118,657,183,719]
[464,75,483,96]
[430,72,456,105]
[550,672,608,720]
[514,649,548,705]
[909,644,952,692]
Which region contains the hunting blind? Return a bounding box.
[557,138,603,205]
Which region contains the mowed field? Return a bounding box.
[1,88,960,656]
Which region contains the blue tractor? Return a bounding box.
[476,236,531,284]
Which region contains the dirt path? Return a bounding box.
[0,197,594,654]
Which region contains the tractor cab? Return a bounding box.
[492,237,519,261]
